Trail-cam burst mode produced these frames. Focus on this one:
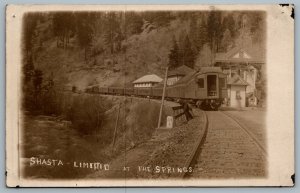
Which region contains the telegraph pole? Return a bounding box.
[157,66,169,129]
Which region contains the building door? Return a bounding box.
[236,90,242,108]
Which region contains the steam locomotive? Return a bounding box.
[85,67,228,110]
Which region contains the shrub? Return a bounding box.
[67,95,112,136]
[128,101,166,143]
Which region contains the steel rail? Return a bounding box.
[182,110,208,178]
[220,111,267,156]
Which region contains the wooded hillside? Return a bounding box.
[22,11,265,90]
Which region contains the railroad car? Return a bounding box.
[152,87,163,98]
[166,67,227,110]
[124,87,134,96]
[99,87,109,94]
[109,87,124,95]
[86,67,227,110]
[136,87,152,97]
[92,86,99,93]
[85,86,93,93]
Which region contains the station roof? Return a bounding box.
[227,74,249,86]
[133,74,163,84]
[215,45,265,64]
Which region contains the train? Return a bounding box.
[85,67,228,110]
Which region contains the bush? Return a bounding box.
[25,87,115,145]
[67,95,112,136]
[126,100,166,144]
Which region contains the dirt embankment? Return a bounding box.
[88,109,207,179]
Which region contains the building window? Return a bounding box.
[236,90,242,100]
[198,78,204,88]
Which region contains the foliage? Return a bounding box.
[22,11,265,71]
[125,12,143,35]
[103,12,123,54]
[22,55,35,83]
[220,28,233,52]
[188,17,199,52]
[67,96,112,135]
[168,36,180,69]
[23,13,39,57]
[142,11,172,28]
[52,12,77,49]
[195,19,208,52]
[21,11,266,110]
[180,35,196,69]
[222,14,236,38]
[207,11,222,53]
[33,69,43,93]
[194,43,213,67]
[76,13,96,62]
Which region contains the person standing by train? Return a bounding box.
[183,100,193,121]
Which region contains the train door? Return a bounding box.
[219,74,227,99]
[195,74,206,99]
[207,74,218,98]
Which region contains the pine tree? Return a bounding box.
[220,28,233,52]
[181,35,196,69]
[168,36,180,69]
[52,12,75,49]
[142,11,171,28]
[126,12,143,35]
[207,11,222,50]
[188,17,198,52]
[76,13,95,62]
[195,19,208,52]
[103,12,122,54]
[223,14,236,38]
[207,11,222,64]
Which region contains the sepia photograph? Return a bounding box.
[5,4,294,187]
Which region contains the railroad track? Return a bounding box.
[182,110,208,178]
[185,110,266,178]
[220,111,267,156]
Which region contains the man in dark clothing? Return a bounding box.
[183,100,193,121]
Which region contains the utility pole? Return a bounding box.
[157,66,169,129]
[112,102,121,151]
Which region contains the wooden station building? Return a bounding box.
[215,46,265,107]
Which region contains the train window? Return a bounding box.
[219,78,226,88]
[198,78,204,88]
